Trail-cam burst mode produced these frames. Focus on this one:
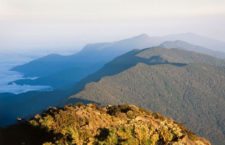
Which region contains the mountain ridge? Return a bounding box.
[69,47,225,145]
[10,33,225,90]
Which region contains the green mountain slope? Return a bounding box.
[70,48,225,145]
[0,104,210,145]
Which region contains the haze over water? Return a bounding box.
[0,53,52,94]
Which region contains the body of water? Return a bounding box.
[0,53,51,94]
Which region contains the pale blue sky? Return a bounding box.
[0,0,225,52]
[1,0,225,19]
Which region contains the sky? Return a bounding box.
[0,0,225,52]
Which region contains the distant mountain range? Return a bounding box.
[69,47,225,145]
[159,33,225,53]
[11,34,157,88]
[2,33,225,145]
[160,40,225,58]
[11,33,225,89]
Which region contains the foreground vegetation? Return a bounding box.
[1,104,210,145]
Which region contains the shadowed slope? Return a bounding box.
[10,34,156,88]
[68,47,224,96]
[0,123,55,145]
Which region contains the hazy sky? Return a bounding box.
[0,0,225,52]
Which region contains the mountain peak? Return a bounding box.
[133,33,150,39]
[160,40,193,47]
